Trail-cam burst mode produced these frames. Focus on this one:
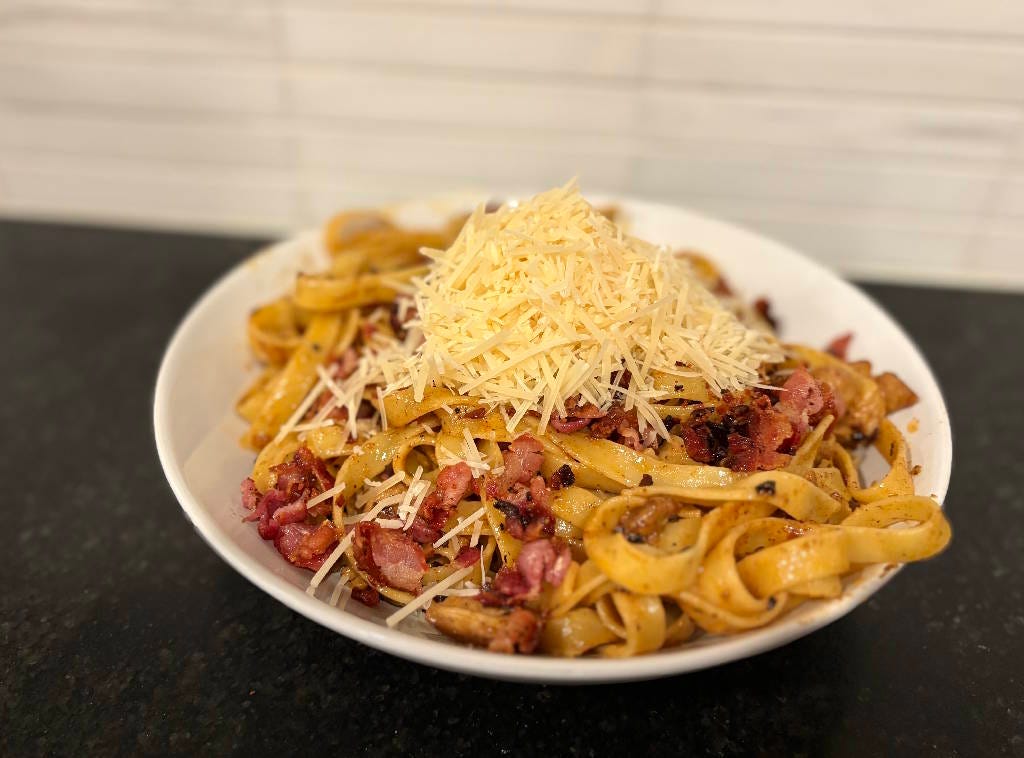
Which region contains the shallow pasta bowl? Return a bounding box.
[154,194,952,684]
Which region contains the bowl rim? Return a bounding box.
[153,195,952,684]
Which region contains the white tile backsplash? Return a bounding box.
[1,0,1023,288]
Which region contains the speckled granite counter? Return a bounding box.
[1,220,1021,757]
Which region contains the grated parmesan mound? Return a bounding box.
[380,181,783,438]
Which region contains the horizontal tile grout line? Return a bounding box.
[3,155,1023,227]
[2,139,1015,182]
[11,1,1024,45]
[2,63,1024,112]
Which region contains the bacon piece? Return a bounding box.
[549,397,606,433]
[680,424,718,465]
[725,433,791,473]
[548,416,593,433]
[549,463,575,490]
[825,332,854,360]
[239,447,335,544]
[486,433,545,499]
[425,597,540,654]
[454,545,481,568]
[407,515,442,545]
[405,462,475,545]
[436,462,473,508]
[353,522,427,593]
[776,366,824,443]
[331,347,360,380]
[241,478,260,512]
[351,586,380,607]
[875,371,919,414]
[681,391,797,472]
[273,521,338,571]
[618,496,682,541]
[493,489,555,542]
[270,498,309,526]
[484,539,571,605]
[753,297,779,331]
[588,404,655,451]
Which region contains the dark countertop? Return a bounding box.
[1,219,1021,757]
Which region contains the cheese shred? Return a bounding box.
[386,180,782,437]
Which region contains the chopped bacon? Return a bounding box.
[270,498,309,526]
[680,390,803,472]
[353,522,427,593]
[489,609,541,654]
[436,462,473,508]
[425,597,540,654]
[406,462,475,545]
[331,347,360,380]
[486,434,545,500]
[351,586,380,607]
[549,463,575,490]
[493,480,555,542]
[239,447,335,543]
[484,539,571,606]
[588,404,656,451]
[775,366,825,442]
[549,397,606,433]
[875,371,919,414]
[454,545,481,568]
[753,297,779,331]
[241,478,260,512]
[618,495,682,541]
[825,332,854,360]
[548,416,593,434]
[273,521,338,571]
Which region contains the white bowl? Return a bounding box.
[154,195,952,684]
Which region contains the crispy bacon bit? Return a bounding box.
[241,478,260,511]
[493,484,555,542]
[548,416,593,434]
[483,539,571,606]
[679,384,830,473]
[389,298,417,338]
[407,461,475,545]
[549,396,606,433]
[549,463,575,490]
[436,462,473,508]
[826,332,854,360]
[489,609,541,654]
[776,366,825,441]
[351,586,380,607]
[588,403,657,451]
[273,521,338,571]
[875,371,919,414]
[331,347,360,380]
[454,545,481,567]
[753,297,779,331]
[618,496,680,541]
[353,522,427,593]
[425,597,540,654]
[486,434,546,502]
[240,447,334,544]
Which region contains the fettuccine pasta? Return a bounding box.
[233,184,950,657]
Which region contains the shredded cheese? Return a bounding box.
[306,530,354,594]
[385,566,474,628]
[306,482,345,510]
[272,376,326,445]
[383,181,781,439]
[432,507,487,548]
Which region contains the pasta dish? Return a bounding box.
[234,183,951,657]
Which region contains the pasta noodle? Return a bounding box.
[232,184,951,657]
